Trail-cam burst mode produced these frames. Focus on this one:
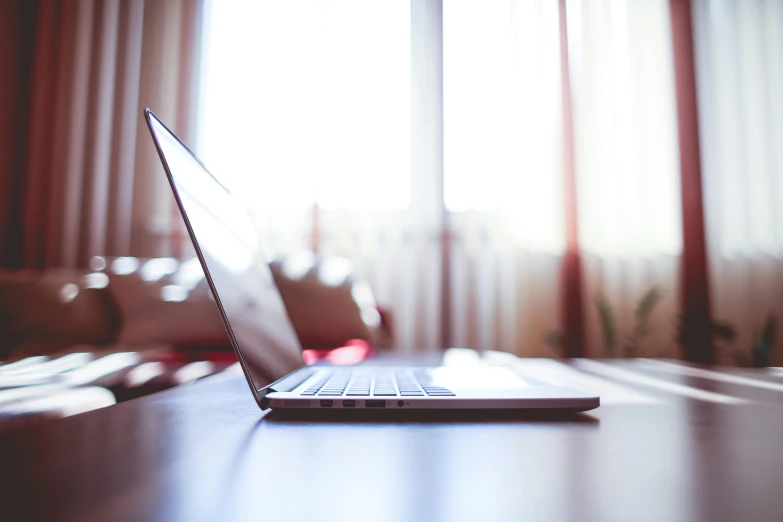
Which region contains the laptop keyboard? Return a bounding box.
[300,369,455,397]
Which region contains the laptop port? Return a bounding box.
[342,400,356,408]
[365,400,386,408]
[320,400,334,408]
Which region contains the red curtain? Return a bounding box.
[0,0,203,270]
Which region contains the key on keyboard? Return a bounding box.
[301,369,455,397]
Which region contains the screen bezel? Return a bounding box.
[144,108,307,409]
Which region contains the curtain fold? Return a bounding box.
[443,0,565,357]
[0,1,37,267]
[568,0,683,358]
[0,0,203,269]
[693,0,783,366]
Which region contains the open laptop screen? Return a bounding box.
[146,110,304,393]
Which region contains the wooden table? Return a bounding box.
[2,356,782,522]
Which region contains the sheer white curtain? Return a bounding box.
[567,0,683,358]
[693,0,783,366]
[443,0,565,356]
[442,0,683,357]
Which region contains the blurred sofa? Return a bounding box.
[0,254,391,432]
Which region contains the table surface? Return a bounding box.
[2,355,783,522]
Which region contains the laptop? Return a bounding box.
[144,109,599,412]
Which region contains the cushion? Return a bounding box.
[0,270,121,359]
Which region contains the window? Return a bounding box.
[567,0,682,256]
[443,0,565,250]
[199,0,681,255]
[199,0,411,211]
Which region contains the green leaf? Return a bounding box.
[761,314,776,346]
[752,314,776,367]
[712,321,736,341]
[636,287,662,323]
[594,293,616,357]
[624,287,662,357]
[545,330,565,348]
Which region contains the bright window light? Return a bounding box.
[567,0,682,257]
[443,0,565,251]
[198,0,411,211]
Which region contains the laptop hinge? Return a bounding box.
[258,367,316,409]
